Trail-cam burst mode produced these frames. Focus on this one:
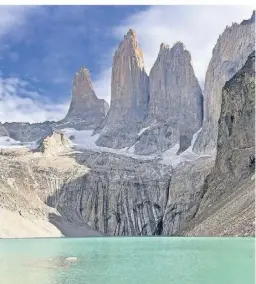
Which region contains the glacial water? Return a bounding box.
[0,237,254,284]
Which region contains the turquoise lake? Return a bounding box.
[0,237,254,284]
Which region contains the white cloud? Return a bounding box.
[0,6,254,123]
[0,6,69,123]
[0,6,37,40]
[94,5,254,102]
[0,77,69,123]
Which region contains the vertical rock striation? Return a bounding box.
[96,29,149,148]
[185,51,255,236]
[193,11,255,154]
[135,42,203,155]
[0,123,8,137]
[58,66,108,130]
[46,151,173,236]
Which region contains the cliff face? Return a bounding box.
[96,29,149,148]
[135,42,203,155]
[148,42,203,133]
[193,11,255,154]
[58,66,108,130]
[185,51,255,236]
[2,67,109,142]
[47,151,173,236]
[0,124,8,137]
[0,143,101,238]
[0,142,213,237]
[0,13,255,238]
[3,121,53,142]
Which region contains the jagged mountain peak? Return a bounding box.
[57,65,107,130]
[172,41,186,50]
[125,28,137,38]
[76,65,91,77]
[241,10,255,25]
[95,28,149,148]
[115,29,145,69]
[160,42,170,50]
[157,41,190,62]
[135,38,203,155]
[73,65,95,98]
[193,10,255,154]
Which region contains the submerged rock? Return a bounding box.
[65,257,78,262]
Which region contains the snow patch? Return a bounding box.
[138,126,151,136]
[0,136,39,149]
[185,128,202,153]
[0,136,23,149]
[160,128,211,168]
[54,128,211,168]
[60,128,156,161]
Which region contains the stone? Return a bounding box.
[193,11,255,154]
[135,42,203,155]
[3,121,53,142]
[38,131,72,156]
[65,257,78,262]
[0,14,254,239]
[0,124,9,137]
[96,29,149,148]
[57,66,108,130]
[185,51,255,236]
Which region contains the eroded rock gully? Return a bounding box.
[44,150,213,236]
[0,12,255,238]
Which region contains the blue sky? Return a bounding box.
[0,5,253,122]
[0,6,146,108]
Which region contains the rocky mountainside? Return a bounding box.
[193,11,255,154]
[57,66,108,130]
[0,12,255,238]
[0,123,8,136]
[2,121,53,142]
[185,51,255,236]
[37,131,72,156]
[1,67,109,143]
[135,42,203,155]
[96,29,149,149]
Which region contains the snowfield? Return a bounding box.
[0,127,209,168]
[0,136,38,150]
[61,127,208,168]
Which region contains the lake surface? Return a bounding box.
[0,237,254,284]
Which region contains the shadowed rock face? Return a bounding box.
[57,66,108,130]
[0,13,255,239]
[185,51,255,236]
[193,11,255,155]
[3,122,53,142]
[135,42,203,155]
[0,124,8,137]
[96,29,149,149]
[46,152,173,236]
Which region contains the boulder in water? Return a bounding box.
[65,256,78,262]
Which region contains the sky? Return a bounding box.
[0,5,254,123]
